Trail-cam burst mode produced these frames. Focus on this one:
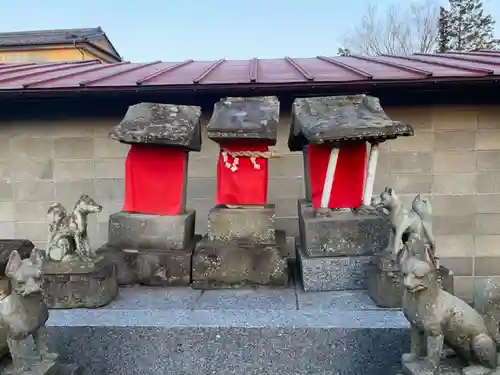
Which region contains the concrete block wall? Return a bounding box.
[376,105,500,301]
[0,105,499,300]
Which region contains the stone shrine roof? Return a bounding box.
[110,102,202,151]
[207,96,279,144]
[288,94,414,151]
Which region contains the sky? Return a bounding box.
[1,0,499,62]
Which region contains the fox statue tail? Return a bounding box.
[474,278,500,347]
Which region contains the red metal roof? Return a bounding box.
[1,51,500,93]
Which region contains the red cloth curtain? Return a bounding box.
[308,142,367,210]
[216,141,269,206]
[123,144,187,215]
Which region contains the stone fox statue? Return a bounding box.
[0,249,58,371]
[398,235,500,374]
[46,194,102,261]
[374,188,435,259]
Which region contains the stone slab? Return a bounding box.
[297,289,390,311]
[207,96,279,144]
[367,264,454,308]
[110,102,202,151]
[297,244,373,292]
[191,235,288,289]
[297,199,391,257]
[288,94,414,151]
[107,286,201,310]
[43,258,118,309]
[196,289,297,310]
[45,286,410,375]
[108,210,196,250]
[208,205,276,245]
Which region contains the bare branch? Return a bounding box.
[339,0,440,56]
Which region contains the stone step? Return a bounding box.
[46,286,409,375]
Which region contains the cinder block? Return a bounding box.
[54,137,94,159]
[434,130,475,151]
[108,210,196,250]
[208,205,276,244]
[477,151,500,172]
[433,151,476,173]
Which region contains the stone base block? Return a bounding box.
[126,239,199,287]
[297,244,373,292]
[43,258,118,309]
[191,234,288,289]
[367,264,455,308]
[297,199,391,257]
[97,235,200,286]
[95,245,138,285]
[208,205,276,244]
[46,286,409,375]
[108,210,195,250]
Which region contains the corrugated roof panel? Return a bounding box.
[288,58,367,82]
[0,51,497,93]
[257,58,313,83]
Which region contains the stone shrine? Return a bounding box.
[0,248,80,374]
[191,96,288,288]
[42,194,118,309]
[369,188,454,308]
[99,102,202,286]
[288,94,412,292]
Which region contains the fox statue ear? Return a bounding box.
[29,248,43,268]
[423,246,437,269]
[5,250,22,277]
[397,245,410,266]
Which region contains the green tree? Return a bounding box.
[437,7,452,52]
[337,48,351,56]
[441,0,499,51]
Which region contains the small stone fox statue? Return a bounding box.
[399,234,500,375]
[0,249,58,372]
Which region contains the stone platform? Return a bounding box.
[45,282,410,375]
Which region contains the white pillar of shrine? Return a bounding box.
[362,142,380,206]
[320,148,339,208]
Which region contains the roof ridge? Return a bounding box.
[0,27,101,37]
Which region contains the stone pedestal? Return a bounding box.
[43,258,118,309]
[191,205,288,289]
[297,200,390,292]
[99,211,198,286]
[367,261,455,308]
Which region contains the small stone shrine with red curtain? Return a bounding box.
[191,96,288,289]
[288,94,412,292]
[98,102,202,286]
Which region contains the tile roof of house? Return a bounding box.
[0,27,121,60]
[0,51,498,95]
